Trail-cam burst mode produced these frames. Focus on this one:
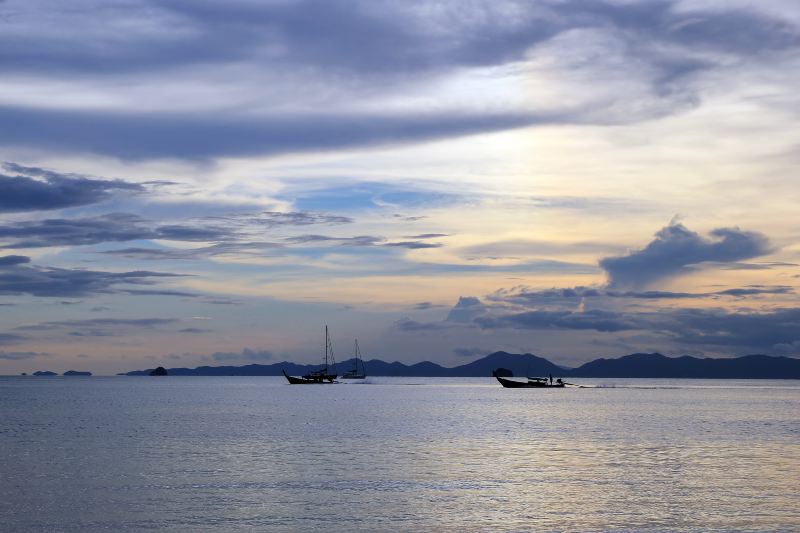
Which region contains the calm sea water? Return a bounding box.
[1,376,798,532]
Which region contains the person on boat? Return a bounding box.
[556,378,563,385]
[549,374,553,385]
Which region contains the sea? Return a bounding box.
[1,376,798,532]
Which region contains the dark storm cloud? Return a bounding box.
[0,105,544,160]
[599,223,773,288]
[0,257,184,297]
[0,162,144,212]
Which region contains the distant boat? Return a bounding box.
[283,326,338,384]
[493,370,566,388]
[341,339,367,380]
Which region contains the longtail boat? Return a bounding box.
[493,370,566,388]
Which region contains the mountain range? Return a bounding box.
[123,351,800,379]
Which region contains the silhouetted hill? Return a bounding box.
[123,352,800,378]
[450,351,563,377]
[63,370,92,376]
[569,353,800,379]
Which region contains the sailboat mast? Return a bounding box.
[325,325,328,369]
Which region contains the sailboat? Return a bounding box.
[282,326,338,384]
[341,339,367,380]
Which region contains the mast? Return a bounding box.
[325,325,329,370]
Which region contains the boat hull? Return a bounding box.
[493,373,565,388]
[283,369,337,384]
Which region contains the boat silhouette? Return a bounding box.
[341,339,367,380]
[283,326,338,384]
[493,370,566,388]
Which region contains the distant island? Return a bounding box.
[63,370,92,376]
[32,370,58,376]
[123,351,800,379]
[149,366,168,376]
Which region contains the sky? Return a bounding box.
[1,0,799,374]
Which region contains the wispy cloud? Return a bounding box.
[0,350,49,361]
[0,255,184,297]
[0,162,143,212]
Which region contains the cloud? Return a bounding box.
[453,347,484,358]
[0,213,229,249]
[18,318,179,337]
[599,223,773,287]
[0,162,144,212]
[471,293,800,353]
[477,309,641,333]
[1,209,349,250]
[123,289,198,297]
[714,286,794,297]
[202,297,243,306]
[211,348,273,362]
[179,324,208,332]
[2,1,798,161]
[4,1,795,77]
[405,234,449,239]
[446,296,487,323]
[383,241,443,249]
[0,255,30,266]
[99,242,284,260]
[393,317,450,332]
[0,105,544,160]
[0,351,49,360]
[490,285,794,304]
[0,256,184,297]
[286,235,384,247]
[664,307,800,349]
[0,333,26,345]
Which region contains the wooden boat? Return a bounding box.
[341,339,367,380]
[283,326,338,384]
[493,371,566,388]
